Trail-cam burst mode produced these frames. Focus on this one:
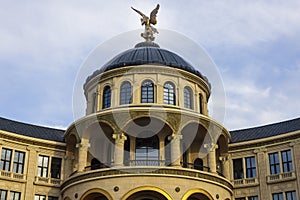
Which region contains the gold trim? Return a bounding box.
[181,188,214,200]
[121,186,172,200]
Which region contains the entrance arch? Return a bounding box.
[122,186,172,200]
[182,189,213,200]
[81,188,112,200]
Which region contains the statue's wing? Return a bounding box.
[150,4,160,25]
[131,7,147,18]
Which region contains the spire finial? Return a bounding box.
[131,4,160,42]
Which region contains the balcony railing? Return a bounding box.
[267,171,296,183]
[180,162,210,172]
[0,170,26,181]
[35,176,62,186]
[232,177,258,187]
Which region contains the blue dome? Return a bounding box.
[86,42,209,84]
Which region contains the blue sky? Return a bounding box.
[0,1,299,130]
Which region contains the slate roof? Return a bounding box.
[85,42,209,86]
[0,117,65,142]
[230,117,300,143]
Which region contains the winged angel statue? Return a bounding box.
[131,4,160,42]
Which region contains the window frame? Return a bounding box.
[281,150,293,172]
[184,86,193,109]
[50,157,62,179]
[0,189,7,200]
[245,156,256,178]
[120,81,132,105]
[102,85,111,109]
[272,192,283,200]
[34,194,46,200]
[163,82,176,105]
[141,80,154,103]
[13,150,25,174]
[269,152,280,175]
[285,191,296,200]
[0,148,12,171]
[10,191,21,200]
[37,155,49,178]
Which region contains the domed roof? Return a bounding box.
[86,42,209,84]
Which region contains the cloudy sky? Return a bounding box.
[0,0,299,130]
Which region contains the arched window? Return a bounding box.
[163,82,175,105]
[184,86,193,109]
[102,86,111,109]
[199,93,203,114]
[120,81,132,105]
[141,80,154,103]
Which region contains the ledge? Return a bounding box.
[266,171,296,184]
[61,167,232,192]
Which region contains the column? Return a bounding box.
[170,133,182,167]
[113,133,127,167]
[254,147,268,200]
[76,138,90,172]
[25,146,39,200]
[221,154,230,179]
[207,144,218,173]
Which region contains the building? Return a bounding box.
[1,13,300,200]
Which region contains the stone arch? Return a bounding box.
[81,188,112,200]
[121,186,172,200]
[182,188,213,200]
[181,122,212,167]
[82,121,115,167]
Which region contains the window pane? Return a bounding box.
[37,155,49,177]
[246,157,256,178]
[281,150,293,172]
[13,151,25,174]
[0,148,12,171]
[248,196,258,200]
[102,86,111,108]
[120,82,132,105]
[272,193,283,200]
[184,87,193,109]
[163,82,175,105]
[233,158,243,179]
[10,191,21,200]
[269,152,280,174]
[51,157,62,179]
[141,81,154,103]
[286,191,296,200]
[0,190,7,200]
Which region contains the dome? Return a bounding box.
[86,42,209,84]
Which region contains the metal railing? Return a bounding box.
[180,162,210,172]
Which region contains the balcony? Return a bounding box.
[232,177,259,188]
[267,171,296,183]
[34,176,62,187]
[0,170,26,182]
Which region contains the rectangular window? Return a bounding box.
[286,191,297,200]
[248,196,258,200]
[245,156,256,178]
[50,157,62,179]
[233,158,243,179]
[272,193,283,200]
[48,197,59,200]
[34,195,46,200]
[235,198,245,200]
[37,155,49,177]
[269,152,280,174]
[0,148,12,171]
[0,189,7,200]
[13,151,25,174]
[10,191,21,200]
[281,150,293,172]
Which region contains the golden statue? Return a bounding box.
[131,4,160,42]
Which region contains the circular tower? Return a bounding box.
[61,39,232,199]
[62,5,232,199]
